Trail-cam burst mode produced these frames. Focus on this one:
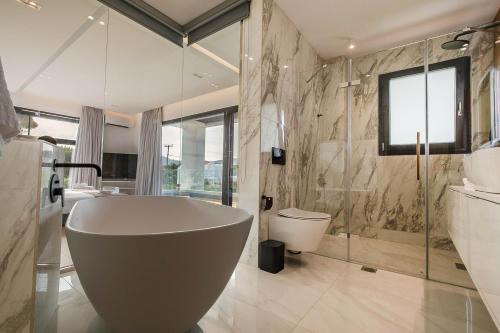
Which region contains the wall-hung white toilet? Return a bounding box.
[269,208,331,252]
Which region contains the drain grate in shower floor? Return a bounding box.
[455,263,467,271]
[361,266,377,273]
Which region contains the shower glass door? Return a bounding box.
[298,58,349,262]
[346,41,428,277]
[425,30,493,288]
[304,30,490,286]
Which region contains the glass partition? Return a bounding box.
[304,28,495,287]
[298,58,349,261]
[345,42,428,276]
[161,21,241,205]
[104,9,184,114]
[426,30,495,288]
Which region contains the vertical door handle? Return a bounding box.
[416,131,420,181]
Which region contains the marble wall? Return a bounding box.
[0,140,41,333]
[241,0,494,282]
[258,0,322,242]
[347,42,428,243]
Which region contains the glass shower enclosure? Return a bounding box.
[302,28,495,287]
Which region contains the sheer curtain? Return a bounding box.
[70,106,104,188]
[135,108,162,195]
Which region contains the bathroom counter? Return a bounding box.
[447,186,500,331]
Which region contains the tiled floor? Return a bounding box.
[56,253,498,333]
[316,234,474,288]
[60,228,73,268]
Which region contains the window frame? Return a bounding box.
[161,105,238,206]
[378,56,471,156]
[15,106,80,145]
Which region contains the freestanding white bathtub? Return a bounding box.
[66,196,252,333]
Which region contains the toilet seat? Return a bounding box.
[270,208,331,252]
[278,208,330,221]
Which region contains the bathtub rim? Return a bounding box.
[66,196,253,237]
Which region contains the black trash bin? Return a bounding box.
[258,240,284,274]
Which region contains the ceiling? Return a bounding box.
[0,0,240,114]
[143,0,226,25]
[275,0,500,59]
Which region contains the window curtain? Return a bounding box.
[135,107,162,195]
[70,106,104,188]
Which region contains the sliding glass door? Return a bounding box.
[161,107,238,205]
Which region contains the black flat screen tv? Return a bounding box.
[102,153,137,180]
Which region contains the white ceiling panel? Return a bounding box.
[0,0,101,91]
[275,0,500,59]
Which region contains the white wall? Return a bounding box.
[103,111,141,154]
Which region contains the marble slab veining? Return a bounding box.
[0,140,42,333]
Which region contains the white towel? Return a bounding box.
[0,57,19,144]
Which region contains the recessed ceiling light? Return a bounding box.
[16,0,41,10]
[88,15,94,20]
[348,41,355,50]
[99,21,106,26]
[283,65,288,69]
[248,57,254,61]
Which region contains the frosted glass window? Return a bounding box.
[389,68,456,145]
[389,74,425,145]
[379,56,470,155]
[428,68,456,143]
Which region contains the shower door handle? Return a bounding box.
[416,132,420,181]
